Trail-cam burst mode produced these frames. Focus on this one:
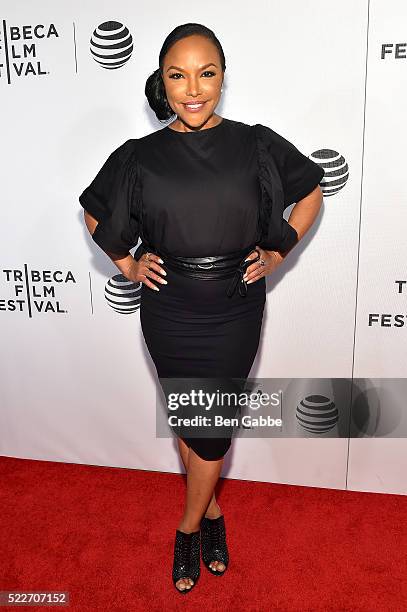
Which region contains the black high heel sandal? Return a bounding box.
[200,514,229,575]
[172,529,201,594]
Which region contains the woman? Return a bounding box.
[79,23,324,594]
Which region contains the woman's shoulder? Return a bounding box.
[222,117,279,135]
[106,131,163,157]
[103,133,164,167]
[137,125,170,144]
[103,138,139,166]
[223,118,295,151]
[251,122,299,154]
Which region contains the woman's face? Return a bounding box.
[162,34,224,130]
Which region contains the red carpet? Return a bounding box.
[1,455,406,611]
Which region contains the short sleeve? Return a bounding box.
[255,124,324,209]
[79,139,141,256]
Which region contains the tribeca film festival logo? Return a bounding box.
[381,42,407,59]
[0,19,132,85]
[369,280,407,329]
[0,265,74,317]
[0,21,58,84]
[90,21,133,69]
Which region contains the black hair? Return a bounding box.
[145,23,226,122]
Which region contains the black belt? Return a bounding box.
[140,242,261,297]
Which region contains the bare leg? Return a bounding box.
[174,438,225,590]
[178,437,190,471]
[178,437,223,518]
[177,438,225,571]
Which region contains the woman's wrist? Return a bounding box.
[106,251,136,276]
[275,249,288,260]
[264,249,285,264]
[276,240,298,259]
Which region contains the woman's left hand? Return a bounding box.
[242,247,284,284]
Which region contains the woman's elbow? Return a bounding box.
[83,210,98,236]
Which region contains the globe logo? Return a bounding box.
[310,149,349,197]
[104,274,141,314]
[90,21,133,69]
[296,394,339,434]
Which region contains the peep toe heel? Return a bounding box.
[200,514,229,575]
[172,529,201,594]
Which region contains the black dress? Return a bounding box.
[79,117,324,460]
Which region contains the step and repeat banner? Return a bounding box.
[1,1,406,494]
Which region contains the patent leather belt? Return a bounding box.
[141,242,261,297]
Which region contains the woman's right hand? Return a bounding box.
[122,252,168,291]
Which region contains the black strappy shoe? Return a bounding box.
[200,514,229,575]
[172,529,201,594]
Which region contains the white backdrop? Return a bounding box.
[1,0,406,495]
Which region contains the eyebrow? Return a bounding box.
[166,62,218,73]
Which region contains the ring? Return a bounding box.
[146,252,150,260]
[260,259,265,266]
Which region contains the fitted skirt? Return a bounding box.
[140,263,266,460]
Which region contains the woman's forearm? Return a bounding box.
[103,251,135,277]
[83,210,136,275]
[83,210,98,235]
[273,185,323,260]
[285,185,323,242]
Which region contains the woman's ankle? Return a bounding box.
[177,520,200,533]
[204,500,222,519]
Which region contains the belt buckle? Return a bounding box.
[197,263,214,269]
